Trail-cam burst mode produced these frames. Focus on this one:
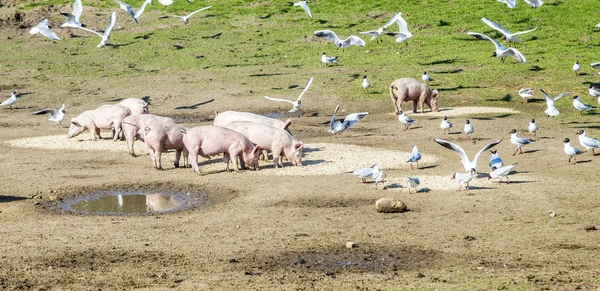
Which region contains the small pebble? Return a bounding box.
[549,212,556,218]
[584,225,597,231]
[346,241,358,249]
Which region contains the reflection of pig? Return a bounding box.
[390,78,439,114]
[213,111,292,133]
[182,125,261,174]
[142,120,187,170]
[67,105,131,141]
[223,121,303,168]
[122,114,176,157]
[118,98,149,115]
[146,194,180,212]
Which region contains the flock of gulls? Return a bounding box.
[2,0,600,193]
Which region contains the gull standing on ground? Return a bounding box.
[61,0,85,28]
[373,167,387,189]
[383,12,413,44]
[523,0,543,8]
[362,75,370,89]
[528,119,539,138]
[33,104,66,125]
[115,0,151,24]
[405,177,420,194]
[422,72,433,83]
[314,30,365,48]
[463,120,474,138]
[159,6,212,24]
[321,52,337,65]
[572,96,593,115]
[1,91,19,109]
[406,145,421,170]
[329,105,369,134]
[74,11,116,47]
[434,139,502,172]
[540,88,570,117]
[467,32,526,63]
[440,116,452,133]
[29,19,61,40]
[293,1,312,18]
[509,129,534,155]
[488,163,517,183]
[398,111,416,131]
[588,85,600,97]
[264,76,313,114]
[481,18,537,43]
[576,130,600,155]
[518,88,534,103]
[489,150,503,169]
[452,168,477,191]
[563,138,583,164]
[573,61,581,75]
[497,0,516,8]
[350,165,376,183]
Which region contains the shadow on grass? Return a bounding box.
[420,59,462,66]
[134,32,153,40]
[434,68,463,74]
[437,85,485,91]
[249,73,289,77]
[530,65,544,71]
[202,32,222,39]
[485,94,512,102]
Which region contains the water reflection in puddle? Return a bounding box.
[62,192,194,215]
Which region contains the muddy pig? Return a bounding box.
[67,104,131,141]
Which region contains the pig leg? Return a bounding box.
[90,125,99,141]
[418,92,427,113]
[412,100,419,114]
[147,145,158,169]
[223,153,232,172]
[187,145,202,174]
[182,147,189,168]
[153,144,163,170]
[174,150,181,168]
[237,153,246,171]
[127,136,136,157]
[113,121,123,142]
[261,149,269,161]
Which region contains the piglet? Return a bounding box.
[67,104,131,141]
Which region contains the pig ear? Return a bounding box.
[71,120,81,127]
[432,89,439,99]
[252,146,261,154]
[294,142,302,150]
[283,119,292,130]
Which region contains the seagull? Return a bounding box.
[488,163,517,183]
[398,111,416,131]
[563,138,583,164]
[590,62,600,74]
[329,105,369,134]
[115,0,152,24]
[539,88,570,117]
[576,130,600,155]
[314,30,365,48]
[434,139,501,172]
[523,0,543,8]
[405,177,420,194]
[440,116,452,133]
[321,52,337,65]
[497,0,516,8]
[350,165,376,183]
[467,32,526,63]
[1,91,19,109]
[509,129,534,155]
[518,88,534,103]
[463,120,474,138]
[572,96,593,115]
[406,145,421,170]
[383,12,413,44]
[158,0,173,5]
[33,104,66,125]
[74,11,116,48]
[292,1,312,18]
[528,119,539,138]
[264,76,313,114]
[359,12,404,43]
[159,6,212,24]
[422,72,433,83]
[481,18,537,43]
[588,85,600,97]
[60,0,85,28]
[452,168,477,191]
[489,150,503,170]
[373,167,387,189]
[362,75,370,89]
[29,19,60,40]
[573,61,581,75]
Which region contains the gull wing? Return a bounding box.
[482,18,512,38]
[434,139,470,167]
[342,112,369,130]
[359,29,379,36]
[134,0,152,19]
[383,12,402,30]
[590,62,600,69]
[187,6,212,18]
[33,109,57,116]
[104,11,117,37]
[329,105,340,132]
[506,48,526,63]
[158,0,173,4]
[115,0,137,23]
[39,25,61,40]
[396,14,411,35]
[159,15,183,19]
[539,89,554,106]
[295,2,312,18]
[73,0,83,20]
[74,26,103,38]
[344,35,366,46]
[264,96,295,105]
[519,88,533,96]
[472,140,502,166]
[554,91,571,102]
[512,27,538,36]
[467,32,504,51]
[314,30,339,43]
[297,76,313,102]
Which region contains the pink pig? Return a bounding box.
[182,125,261,174]
[390,78,439,114]
[122,114,176,157]
[142,120,188,170]
[118,98,149,115]
[67,104,131,141]
[224,121,303,168]
[213,111,292,133]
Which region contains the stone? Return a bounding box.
[346,241,358,249]
[375,198,407,213]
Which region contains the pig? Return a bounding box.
[182,125,261,174]
[389,78,439,114]
[122,114,176,157]
[118,98,149,115]
[67,104,131,141]
[142,119,188,170]
[213,111,292,133]
[223,121,303,168]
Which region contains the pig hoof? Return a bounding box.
[174,163,180,168]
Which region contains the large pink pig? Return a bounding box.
[122,114,176,157]
[213,111,292,133]
[142,120,188,170]
[67,104,131,141]
[390,78,439,114]
[182,125,261,174]
[118,98,149,114]
[223,121,303,168]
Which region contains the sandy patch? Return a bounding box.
[6,134,149,153]
[417,107,519,117]
[385,174,535,192]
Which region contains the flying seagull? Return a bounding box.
[314,30,365,48]
[159,6,212,24]
[434,139,501,172]
[539,88,570,117]
[360,12,407,43]
[34,104,66,125]
[523,0,543,8]
[467,32,526,63]
[115,0,151,24]
[329,105,369,134]
[383,12,413,44]
[74,11,116,47]
[60,0,85,28]
[497,0,516,8]
[518,88,534,103]
[29,19,61,40]
[292,1,311,18]
[481,18,537,43]
[264,76,313,114]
